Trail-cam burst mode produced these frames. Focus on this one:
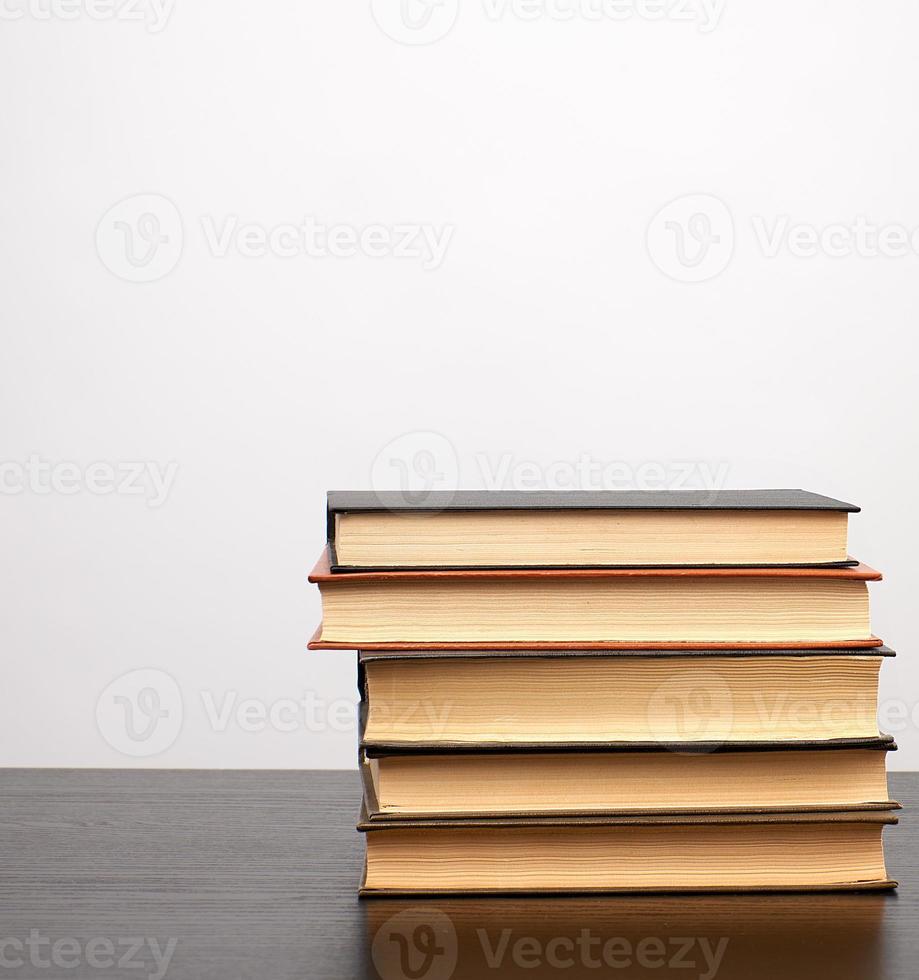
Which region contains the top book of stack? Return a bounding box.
[327,489,859,571]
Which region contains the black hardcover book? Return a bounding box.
[326,489,859,571]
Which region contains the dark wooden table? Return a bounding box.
[0,770,913,979]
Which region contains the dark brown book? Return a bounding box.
[308,551,882,649]
[360,739,899,819]
[327,489,859,571]
[356,646,893,750]
[357,807,898,895]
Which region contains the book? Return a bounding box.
[358,809,898,894]
[357,648,894,747]
[308,554,881,647]
[361,743,897,817]
[328,489,858,570]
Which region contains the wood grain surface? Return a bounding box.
[0,769,914,979]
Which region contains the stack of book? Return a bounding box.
[309,489,899,895]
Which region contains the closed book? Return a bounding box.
[360,741,899,819]
[328,489,859,571]
[357,808,898,895]
[308,552,882,649]
[356,647,895,749]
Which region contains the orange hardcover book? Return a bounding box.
[308,550,882,650]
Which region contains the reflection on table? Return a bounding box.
[361,892,891,980]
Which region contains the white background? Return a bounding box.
[2,1,917,769]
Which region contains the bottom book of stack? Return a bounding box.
[358,806,897,895]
